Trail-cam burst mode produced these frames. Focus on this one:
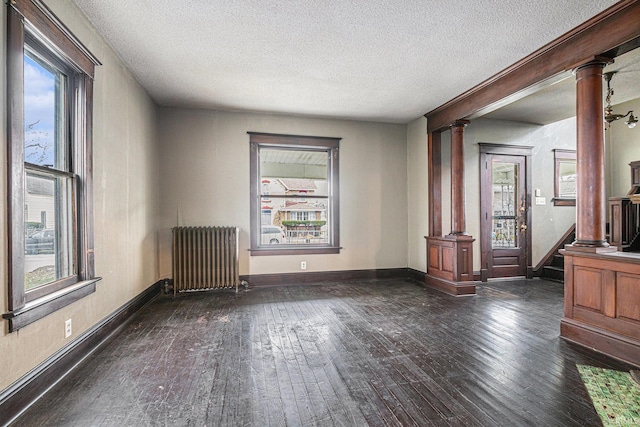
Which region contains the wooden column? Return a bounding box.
[449,120,470,236]
[424,120,476,296]
[428,131,442,237]
[571,60,611,249]
[559,59,639,366]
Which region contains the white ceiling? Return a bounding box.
[73,0,623,124]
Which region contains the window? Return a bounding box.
[249,132,340,255]
[553,149,576,206]
[3,0,101,331]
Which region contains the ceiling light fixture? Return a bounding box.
[604,72,636,129]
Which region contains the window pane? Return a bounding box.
[492,218,517,248]
[492,161,518,248]
[24,171,76,290]
[259,147,331,247]
[24,51,66,169]
[260,149,328,197]
[558,161,576,198]
[261,196,329,245]
[260,197,329,245]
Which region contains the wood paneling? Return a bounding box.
[429,245,440,270]
[425,236,476,295]
[561,250,640,367]
[617,273,640,322]
[574,267,602,311]
[442,247,454,273]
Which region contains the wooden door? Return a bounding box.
[480,153,530,279]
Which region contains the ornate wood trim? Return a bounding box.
[425,1,640,132]
[10,0,100,77]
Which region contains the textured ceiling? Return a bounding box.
[72,0,622,124]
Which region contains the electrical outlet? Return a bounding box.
[301,261,307,270]
[65,319,72,338]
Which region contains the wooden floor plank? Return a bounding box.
[12,278,636,426]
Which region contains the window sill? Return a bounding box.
[250,246,341,256]
[552,198,576,206]
[3,278,102,332]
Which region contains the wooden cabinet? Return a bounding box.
[608,161,640,251]
[609,197,637,250]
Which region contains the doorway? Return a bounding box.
[479,144,532,281]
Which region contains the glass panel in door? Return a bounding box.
[491,161,519,249]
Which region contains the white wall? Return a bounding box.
[157,108,408,277]
[0,0,160,392]
[406,117,428,272]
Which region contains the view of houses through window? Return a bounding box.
[23,48,76,290]
[260,149,329,245]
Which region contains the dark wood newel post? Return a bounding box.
[449,120,470,236]
[572,60,611,248]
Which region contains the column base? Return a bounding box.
[445,232,473,240]
[424,274,476,296]
[426,235,475,283]
[563,243,617,254]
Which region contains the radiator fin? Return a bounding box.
[172,226,239,294]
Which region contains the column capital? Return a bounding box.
[450,119,470,129]
[571,56,613,73]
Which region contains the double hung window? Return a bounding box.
[4,0,100,331]
[249,133,340,255]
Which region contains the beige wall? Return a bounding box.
[438,118,577,271]
[157,108,408,277]
[406,117,428,272]
[0,0,159,392]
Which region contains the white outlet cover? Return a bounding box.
[535,197,546,205]
[65,319,72,338]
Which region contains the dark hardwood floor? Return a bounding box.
[14,278,634,426]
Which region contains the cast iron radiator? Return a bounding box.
[171,226,240,295]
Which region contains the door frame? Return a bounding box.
[479,143,533,282]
